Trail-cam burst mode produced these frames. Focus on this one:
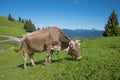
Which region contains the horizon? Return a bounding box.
[0,0,120,30]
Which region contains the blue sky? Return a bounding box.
[0,0,120,30]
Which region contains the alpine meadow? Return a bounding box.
[0,16,120,80]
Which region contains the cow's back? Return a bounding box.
[49,27,70,50]
[26,29,51,52]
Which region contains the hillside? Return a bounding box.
[62,29,104,38]
[0,37,120,80]
[0,16,26,37]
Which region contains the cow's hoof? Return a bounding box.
[45,63,50,66]
[32,64,36,67]
[23,66,27,69]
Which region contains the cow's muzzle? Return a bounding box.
[76,56,82,61]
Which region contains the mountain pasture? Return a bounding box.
[0,16,120,79]
[0,16,26,37]
[0,37,120,80]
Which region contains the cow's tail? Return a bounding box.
[14,44,22,52]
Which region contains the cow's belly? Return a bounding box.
[28,41,45,52]
[29,45,45,52]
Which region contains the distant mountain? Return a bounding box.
[62,28,104,38]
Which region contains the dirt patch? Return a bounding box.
[54,73,68,77]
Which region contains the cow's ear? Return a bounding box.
[79,40,81,43]
[75,40,81,46]
[76,40,81,43]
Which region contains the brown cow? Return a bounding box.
[15,27,82,69]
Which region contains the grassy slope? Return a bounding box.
[0,16,26,37]
[0,37,120,80]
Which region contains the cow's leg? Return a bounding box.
[45,53,51,65]
[29,53,35,67]
[23,52,27,69]
[22,45,28,69]
[45,45,52,65]
[48,51,53,63]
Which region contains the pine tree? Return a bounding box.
[18,17,21,22]
[37,27,40,30]
[22,19,25,23]
[103,10,120,36]
[24,19,36,32]
[8,14,14,21]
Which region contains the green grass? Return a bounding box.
[0,37,8,40]
[0,41,19,51]
[0,37,120,80]
[0,16,26,37]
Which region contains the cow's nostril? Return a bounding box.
[76,56,82,61]
[76,58,81,61]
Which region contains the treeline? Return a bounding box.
[7,10,120,37]
[8,14,36,32]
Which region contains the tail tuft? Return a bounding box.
[14,47,21,52]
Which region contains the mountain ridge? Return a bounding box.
[62,28,104,38]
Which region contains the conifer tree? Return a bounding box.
[103,10,120,36]
[8,14,14,21]
[24,19,36,32]
[18,17,21,22]
[22,19,26,23]
[37,27,40,30]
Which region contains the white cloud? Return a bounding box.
[74,0,80,4]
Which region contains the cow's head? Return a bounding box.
[68,39,82,60]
